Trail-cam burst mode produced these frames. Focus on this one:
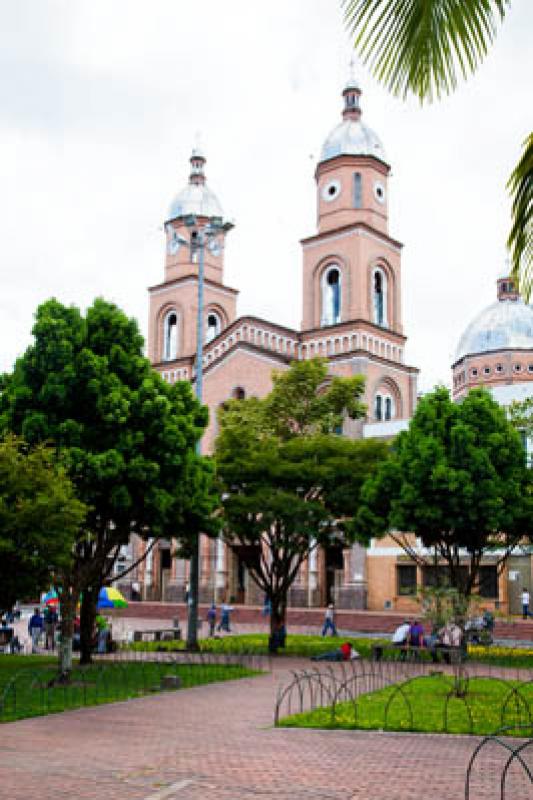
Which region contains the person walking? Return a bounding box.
[262,595,272,617]
[217,602,233,633]
[96,615,109,654]
[28,607,44,653]
[207,603,217,637]
[321,603,337,637]
[522,587,530,619]
[44,605,58,650]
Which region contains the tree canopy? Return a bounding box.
[215,358,387,649]
[0,435,86,616]
[0,297,217,665]
[342,0,531,298]
[356,386,532,596]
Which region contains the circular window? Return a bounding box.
[471,368,478,378]
[321,180,341,202]
[373,181,386,204]
[514,363,522,373]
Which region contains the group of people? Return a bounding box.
[392,617,463,656]
[28,606,58,653]
[206,602,234,636]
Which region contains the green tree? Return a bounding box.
[0,435,86,617]
[215,358,387,651]
[357,387,531,602]
[0,298,216,671]
[342,0,532,298]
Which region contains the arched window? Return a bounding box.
[373,268,388,327]
[206,311,222,343]
[163,311,178,361]
[375,392,395,422]
[321,266,342,327]
[232,386,246,400]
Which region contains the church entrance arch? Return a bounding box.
[323,544,344,606]
[228,545,261,605]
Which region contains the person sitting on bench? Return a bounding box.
[408,620,425,648]
[391,619,411,661]
[392,620,411,646]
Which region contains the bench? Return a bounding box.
[371,643,465,664]
[133,627,182,643]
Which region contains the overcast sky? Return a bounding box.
[1,1,531,392]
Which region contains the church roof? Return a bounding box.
[319,78,387,165]
[168,182,223,221]
[454,297,533,361]
[167,148,224,222]
[320,118,387,164]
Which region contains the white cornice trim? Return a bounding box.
[150,279,237,300]
[302,226,402,254]
[330,355,416,376]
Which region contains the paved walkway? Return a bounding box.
[2,657,531,799]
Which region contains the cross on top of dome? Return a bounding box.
[343,58,362,117]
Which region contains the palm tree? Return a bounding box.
[342,0,532,299]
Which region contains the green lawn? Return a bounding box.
[0,656,258,722]
[279,674,533,736]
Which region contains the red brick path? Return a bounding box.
[1,657,529,799]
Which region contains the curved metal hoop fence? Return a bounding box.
[274,662,533,736]
[465,725,533,800]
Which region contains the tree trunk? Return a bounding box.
[268,593,287,653]
[58,591,78,679]
[80,585,98,665]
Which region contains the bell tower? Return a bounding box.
[316,77,390,237]
[301,78,402,335]
[147,148,238,365]
[300,77,418,428]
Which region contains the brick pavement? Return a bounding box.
[2,657,532,799]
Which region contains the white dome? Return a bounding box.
[168,182,224,221]
[455,299,533,361]
[320,118,387,164]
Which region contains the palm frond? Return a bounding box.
[342,0,510,103]
[508,133,533,301]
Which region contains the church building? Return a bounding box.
[366,272,533,616]
[129,77,420,609]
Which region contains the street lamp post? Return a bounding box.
[184,213,232,649]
